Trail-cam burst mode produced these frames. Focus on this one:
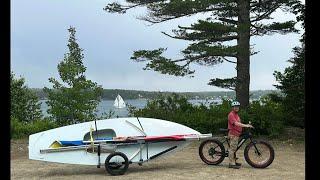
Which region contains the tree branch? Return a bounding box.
[222,57,236,64]
[250,21,297,36]
[219,18,238,25]
[208,77,237,90]
[182,60,193,68]
[161,31,238,42]
[251,4,280,22]
[172,58,188,63]
[250,23,265,35]
[161,31,186,40]
[104,2,143,13]
[250,0,275,9]
[140,7,232,24]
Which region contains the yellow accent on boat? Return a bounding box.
[49,141,62,148]
[90,126,94,152]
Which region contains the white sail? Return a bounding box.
[113,94,126,108]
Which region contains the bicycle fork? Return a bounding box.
[250,138,262,156]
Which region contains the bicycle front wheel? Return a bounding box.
[244,140,275,168]
[199,139,225,165]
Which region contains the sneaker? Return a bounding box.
[228,164,240,169]
[235,162,242,166]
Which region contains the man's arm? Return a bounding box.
[234,121,254,128]
[228,113,254,128]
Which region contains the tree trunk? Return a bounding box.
[236,0,250,108]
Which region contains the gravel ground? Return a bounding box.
[11,138,305,180]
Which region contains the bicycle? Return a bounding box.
[199,124,275,168]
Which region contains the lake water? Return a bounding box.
[39,99,221,118]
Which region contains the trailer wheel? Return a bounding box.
[105,152,129,176]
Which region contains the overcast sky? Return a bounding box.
[11,0,304,92]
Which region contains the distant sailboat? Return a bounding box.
[114,94,126,108]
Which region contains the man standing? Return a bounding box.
[228,101,254,169]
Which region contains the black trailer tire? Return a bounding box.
[244,140,275,168]
[108,163,122,170]
[105,152,129,176]
[199,139,225,165]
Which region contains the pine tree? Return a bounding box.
[105,0,300,108]
[44,27,103,125]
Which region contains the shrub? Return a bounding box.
[11,117,59,139]
[244,96,285,137]
[129,94,231,134]
[129,94,285,137]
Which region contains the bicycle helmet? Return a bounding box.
[231,101,240,107]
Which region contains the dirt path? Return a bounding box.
[11,138,304,180]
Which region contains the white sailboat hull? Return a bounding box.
[28,117,201,165]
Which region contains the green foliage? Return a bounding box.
[208,77,236,90]
[287,0,305,29]
[131,48,195,76]
[30,88,48,100]
[11,117,58,139]
[241,96,285,137]
[97,110,115,120]
[273,46,304,128]
[10,72,42,122]
[44,27,103,126]
[263,21,299,35]
[129,94,285,137]
[104,0,301,109]
[272,3,304,128]
[271,1,304,128]
[190,20,237,35]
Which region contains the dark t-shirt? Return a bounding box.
[228,111,242,136]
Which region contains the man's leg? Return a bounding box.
[228,135,240,168]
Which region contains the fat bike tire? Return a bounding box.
[199,139,225,165]
[244,140,275,168]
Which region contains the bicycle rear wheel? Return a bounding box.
[244,140,275,168]
[199,139,225,165]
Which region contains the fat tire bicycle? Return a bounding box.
[199,128,275,168]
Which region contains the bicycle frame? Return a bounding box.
[219,131,259,157]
